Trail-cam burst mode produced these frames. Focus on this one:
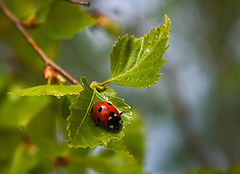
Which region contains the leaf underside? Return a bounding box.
[9,85,83,96]
[107,14,171,88]
[66,77,132,149]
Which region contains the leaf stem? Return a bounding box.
[65,0,90,6]
[98,80,110,86]
[0,3,80,85]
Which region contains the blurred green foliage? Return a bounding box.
[43,1,96,39]
[1,0,240,173]
[0,0,153,173]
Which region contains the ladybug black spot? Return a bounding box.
[97,117,100,122]
[109,112,114,117]
[98,107,102,112]
[107,102,112,105]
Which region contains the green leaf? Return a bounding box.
[59,96,73,120]
[2,0,36,20]
[67,151,145,174]
[106,14,171,88]
[26,103,67,158]
[66,77,132,148]
[97,151,145,174]
[34,0,55,23]
[9,85,83,97]
[43,1,96,39]
[107,110,145,164]
[123,110,145,163]
[0,96,50,128]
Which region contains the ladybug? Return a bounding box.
[90,101,123,130]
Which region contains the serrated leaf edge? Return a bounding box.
[106,14,170,88]
[66,77,133,149]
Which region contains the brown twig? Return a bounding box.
[65,0,90,6]
[0,3,80,85]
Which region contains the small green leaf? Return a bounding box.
[102,86,117,97]
[0,96,50,128]
[43,1,96,39]
[106,14,171,88]
[9,85,83,97]
[66,77,132,148]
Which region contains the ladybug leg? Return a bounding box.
[120,111,125,115]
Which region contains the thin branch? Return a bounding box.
[0,3,80,85]
[65,0,90,6]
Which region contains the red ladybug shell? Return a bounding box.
[90,101,120,126]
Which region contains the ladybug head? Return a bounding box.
[107,116,122,130]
